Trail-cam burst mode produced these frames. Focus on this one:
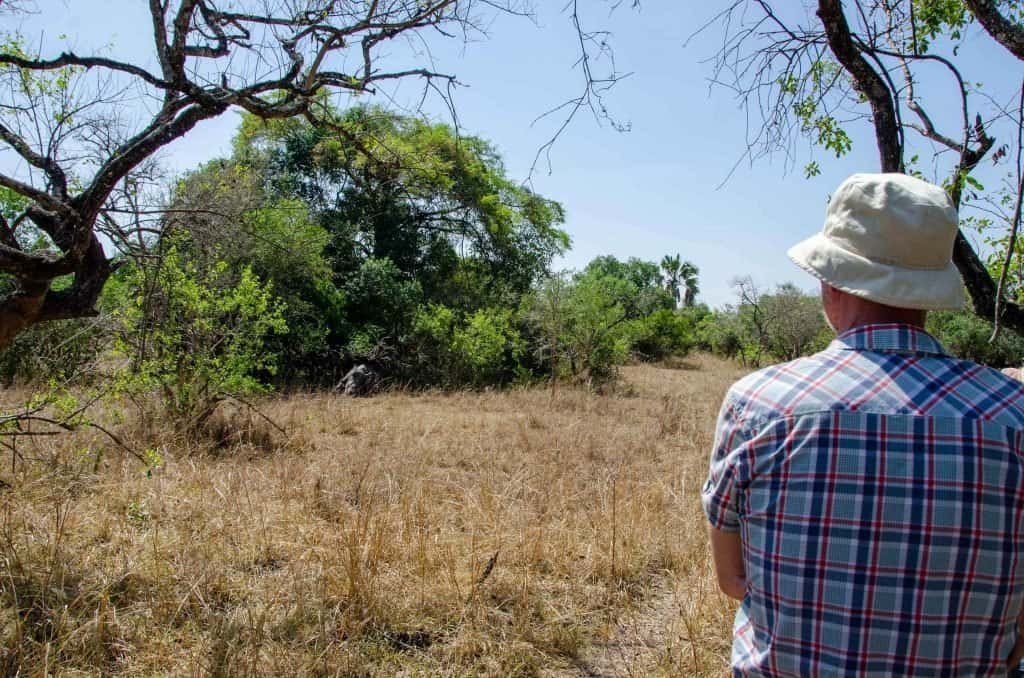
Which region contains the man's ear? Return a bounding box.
[820,281,835,306]
[820,282,841,332]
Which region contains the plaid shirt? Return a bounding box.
[702,323,1024,676]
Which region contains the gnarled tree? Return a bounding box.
[0,0,513,348]
[0,0,632,350]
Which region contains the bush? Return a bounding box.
[409,303,458,382]
[698,282,829,366]
[0,318,107,386]
[453,308,526,385]
[523,272,631,385]
[342,257,422,360]
[408,305,525,387]
[697,311,744,361]
[627,308,697,361]
[111,248,287,429]
[927,310,1024,366]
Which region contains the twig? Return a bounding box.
[86,421,146,464]
[475,549,499,586]
[990,79,1024,342]
[1,386,146,464]
[219,392,287,435]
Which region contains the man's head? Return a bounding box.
[788,173,964,329]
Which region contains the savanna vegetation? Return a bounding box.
[4,0,1024,675]
[0,101,736,675]
[2,358,749,676]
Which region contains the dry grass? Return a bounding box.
[0,354,747,676]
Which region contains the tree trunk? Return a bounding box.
[0,281,48,348]
[817,0,903,173]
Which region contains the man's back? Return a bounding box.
[703,323,1024,676]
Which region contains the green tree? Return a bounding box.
[161,108,567,386]
[927,309,1024,366]
[660,254,682,306]
[760,283,830,361]
[658,254,700,308]
[627,307,699,361]
[698,310,746,363]
[166,163,345,382]
[524,271,631,385]
[584,255,675,318]
[711,278,829,365]
[343,257,422,362]
[452,308,526,386]
[680,261,701,307]
[110,246,287,429]
[237,106,569,309]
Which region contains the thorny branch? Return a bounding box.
[528,0,635,179]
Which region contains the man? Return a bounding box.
[702,173,1024,676]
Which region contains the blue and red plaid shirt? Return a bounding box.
[702,323,1024,676]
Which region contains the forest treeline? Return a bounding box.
[2,106,1022,430]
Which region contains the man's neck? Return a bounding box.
[827,288,928,334]
[837,316,927,334]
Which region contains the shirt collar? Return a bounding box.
[828,323,950,357]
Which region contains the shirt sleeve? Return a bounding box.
[701,391,749,533]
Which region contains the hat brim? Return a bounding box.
[787,233,965,311]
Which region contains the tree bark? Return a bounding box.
[0,280,48,348]
[953,231,1024,327]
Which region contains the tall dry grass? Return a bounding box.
[0,355,747,676]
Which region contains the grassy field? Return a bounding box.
[0,355,747,676]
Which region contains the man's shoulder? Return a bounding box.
[727,356,811,397]
[725,350,1024,428]
[941,355,1024,423]
[724,353,836,422]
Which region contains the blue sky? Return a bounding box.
[12,2,1022,308]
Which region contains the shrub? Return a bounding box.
[452,308,525,385]
[408,304,459,384]
[927,310,1024,366]
[0,318,107,386]
[697,312,744,361]
[111,248,287,429]
[342,257,422,361]
[627,308,697,361]
[699,282,829,366]
[408,305,525,387]
[524,273,630,385]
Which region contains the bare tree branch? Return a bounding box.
[990,80,1024,340]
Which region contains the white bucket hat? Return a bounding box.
[787,172,965,310]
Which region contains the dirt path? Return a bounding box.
[545,578,681,678]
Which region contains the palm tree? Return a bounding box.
[660,254,682,307]
[680,261,700,307]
